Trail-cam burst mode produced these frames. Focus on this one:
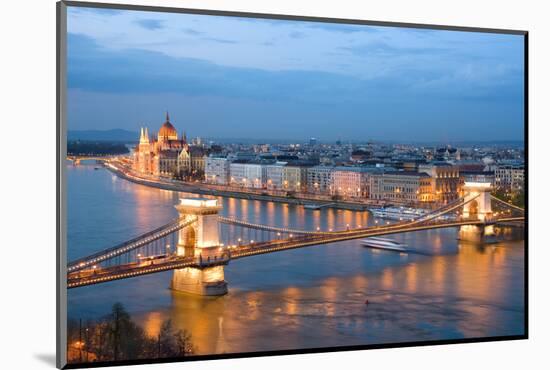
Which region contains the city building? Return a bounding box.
[133,112,207,179]
[182,146,208,178]
[265,163,285,190]
[331,167,370,198]
[418,163,461,204]
[495,165,524,192]
[307,166,334,194]
[205,156,231,185]
[369,171,435,204]
[282,166,307,192]
[229,162,266,188]
[229,162,247,187]
[434,146,460,161]
[461,171,495,189]
[350,149,372,163]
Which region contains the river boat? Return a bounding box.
[360,237,409,252]
[369,206,428,221]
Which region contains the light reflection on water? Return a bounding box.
[67,164,525,355]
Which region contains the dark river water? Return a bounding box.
[67,163,525,355]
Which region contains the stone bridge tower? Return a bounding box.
[459,181,496,243]
[462,181,493,221]
[171,198,228,296]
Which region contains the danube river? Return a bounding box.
[67,163,525,355]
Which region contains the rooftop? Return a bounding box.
[384,171,431,177]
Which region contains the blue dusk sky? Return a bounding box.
[67,6,525,142]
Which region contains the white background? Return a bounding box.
[1,0,547,368]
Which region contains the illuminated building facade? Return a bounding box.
[369,171,435,203]
[265,163,285,190]
[331,167,371,198]
[205,156,231,185]
[494,165,524,192]
[282,166,307,192]
[133,112,207,178]
[307,166,334,194]
[418,163,461,204]
[228,162,267,188]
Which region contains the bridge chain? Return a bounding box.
[67,217,197,272]
[490,194,525,212]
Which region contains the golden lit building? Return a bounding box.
[369,171,435,204]
[418,163,461,204]
[133,112,207,179]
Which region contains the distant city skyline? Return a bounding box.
[67,6,525,142]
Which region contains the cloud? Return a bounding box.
[67,32,522,105]
[289,31,305,39]
[69,7,122,17]
[67,34,355,101]
[65,7,525,140]
[67,5,523,83]
[304,22,376,34]
[135,19,164,30]
[341,41,451,58]
[182,28,203,36]
[202,37,237,44]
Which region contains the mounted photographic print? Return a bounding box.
[56,1,528,368]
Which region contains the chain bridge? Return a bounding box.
[66,181,524,295]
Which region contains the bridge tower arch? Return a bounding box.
[460,181,496,243]
[171,198,228,296]
[462,181,493,221]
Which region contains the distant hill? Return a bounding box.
[68,129,138,142]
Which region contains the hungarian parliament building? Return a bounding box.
[133,113,207,178]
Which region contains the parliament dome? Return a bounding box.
[158,112,178,140]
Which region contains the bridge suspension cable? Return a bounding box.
[490,195,525,212]
[218,217,334,235]
[407,195,478,224]
[330,195,480,236]
[220,195,479,238]
[67,217,197,272]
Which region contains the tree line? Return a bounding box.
[67,141,129,156]
[67,303,195,364]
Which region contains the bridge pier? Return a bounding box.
[171,198,228,296]
[171,265,228,296]
[458,224,497,244]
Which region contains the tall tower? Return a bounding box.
[462,181,493,221]
[136,127,152,174]
[459,181,496,243]
[170,198,229,296]
[139,127,149,148]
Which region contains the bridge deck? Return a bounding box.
[67,216,523,288]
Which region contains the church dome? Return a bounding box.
[158,112,178,140]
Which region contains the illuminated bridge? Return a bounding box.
[67,182,525,294]
[66,155,119,165]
